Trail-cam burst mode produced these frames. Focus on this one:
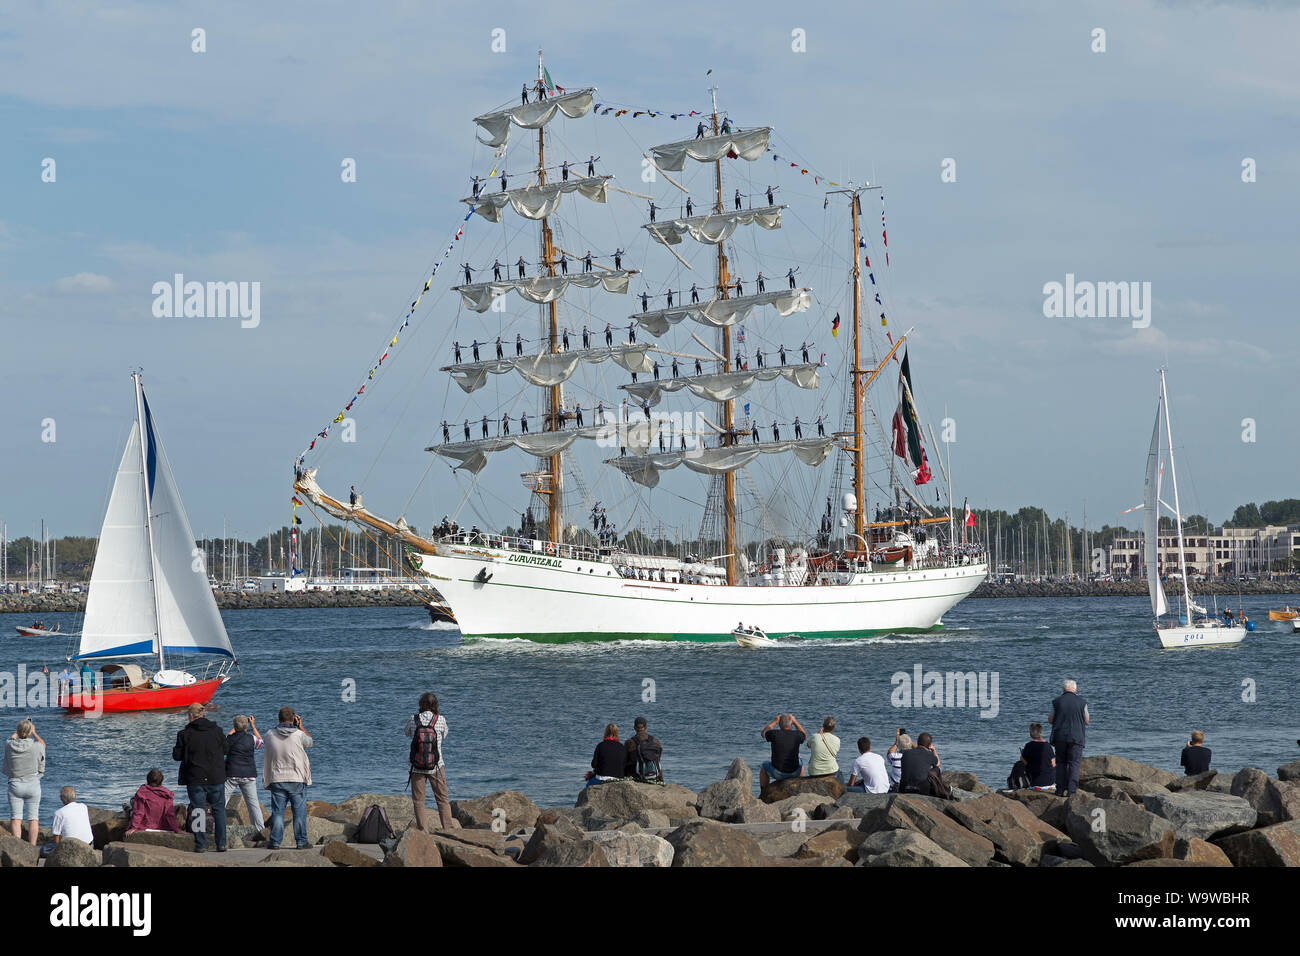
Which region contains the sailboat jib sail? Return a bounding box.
[1143,401,1168,619]
[78,422,157,659]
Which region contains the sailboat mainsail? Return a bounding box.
[1143,401,1168,619]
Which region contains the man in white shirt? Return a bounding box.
[846,738,891,794]
[51,786,94,845]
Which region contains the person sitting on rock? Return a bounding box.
[898,731,945,797]
[584,723,625,787]
[1021,722,1056,789]
[126,768,182,834]
[759,713,806,790]
[805,716,841,780]
[846,737,890,793]
[886,729,911,792]
[1180,730,1211,775]
[623,716,663,783]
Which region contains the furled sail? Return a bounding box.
[464,175,612,223]
[473,89,596,147]
[1144,401,1169,619]
[650,127,772,171]
[645,205,785,247]
[454,270,635,313]
[622,363,821,405]
[444,344,656,393]
[635,287,812,336]
[607,437,836,488]
[428,424,617,475]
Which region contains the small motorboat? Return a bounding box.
[15,622,61,637]
[1268,606,1298,622]
[732,625,779,648]
[1292,618,1300,634]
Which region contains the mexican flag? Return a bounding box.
[890,347,932,485]
[543,68,555,95]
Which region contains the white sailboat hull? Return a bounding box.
[412,545,986,642]
[1154,624,1246,649]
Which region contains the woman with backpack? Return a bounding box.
[404,693,452,830]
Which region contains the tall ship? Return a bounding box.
[294,56,987,642]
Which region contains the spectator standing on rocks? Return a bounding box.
[806,716,842,780]
[759,713,807,790]
[886,730,912,792]
[172,702,228,852]
[847,738,890,793]
[225,715,265,831]
[1180,730,1211,775]
[263,706,313,850]
[1048,678,1089,799]
[1021,722,1056,789]
[623,716,664,782]
[898,731,943,796]
[585,723,625,787]
[47,786,93,855]
[4,718,45,844]
[404,692,452,830]
[127,769,182,834]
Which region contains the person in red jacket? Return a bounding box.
[126,769,182,834]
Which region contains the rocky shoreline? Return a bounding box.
[5,755,1299,868]
[4,578,1298,615]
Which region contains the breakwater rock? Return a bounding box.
[10,755,1300,868]
[971,579,1299,599]
[0,589,428,615]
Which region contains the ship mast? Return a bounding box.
[538,50,563,544]
[711,83,737,586]
[829,186,868,550]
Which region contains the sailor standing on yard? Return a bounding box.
[516,332,523,356]
[441,421,449,443]
[582,325,591,349]
[481,415,490,439]
[605,323,614,346]
[516,256,527,279]
[690,282,699,303]
[587,155,598,177]
[613,248,623,270]
[787,266,799,289]
[462,263,474,283]
[463,420,471,442]
[493,258,502,280]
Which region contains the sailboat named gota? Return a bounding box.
[293,57,987,642]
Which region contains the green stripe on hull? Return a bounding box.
[463,624,946,644]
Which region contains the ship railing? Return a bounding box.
[434,531,602,564]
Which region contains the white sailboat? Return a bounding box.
[292,57,987,642]
[1145,369,1245,649]
[63,372,238,711]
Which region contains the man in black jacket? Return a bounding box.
[1049,679,1090,800]
[623,717,663,782]
[172,702,229,852]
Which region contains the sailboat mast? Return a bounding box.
[1160,370,1193,612]
[849,191,865,549]
[132,372,166,672]
[711,86,737,586]
[538,51,563,545]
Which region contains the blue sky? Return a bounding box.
[2,0,1297,545]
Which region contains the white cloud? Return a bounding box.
[54,272,114,293]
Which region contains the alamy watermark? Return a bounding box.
[890,664,1000,718]
[1042,273,1151,328]
[151,274,260,328]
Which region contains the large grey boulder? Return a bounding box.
[452,790,540,830]
[124,830,196,851]
[1080,755,1179,790]
[1229,768,1300,826]
[665,819,766,867]
[381,826,443,867]
[730,801,782,824]
[946,793,1067,867]
[856,829,968,867]
[770,793,833,822]
[101,842,226,867]
[589,830,674,867]
[834,791,893,818]
[45,838,100,868]
[1277,760,1300,783]
[1214,820,1300,867]
[1166,771,1218,793]
[697,778,757,821]
[1001,789,1069,832]
[1064,793,1176,866]
[322,839,380,867]
[532,838,610,867]
[886,795,996,866]
[794,823,868,863]
[760,775,845,804]
[519,810,585,865]
[944,771,992,794]
[0,834,39,867]
[724,757,755,794]
[574,780,698,821]
[1141,791,1257,841]
[87,806,128,848]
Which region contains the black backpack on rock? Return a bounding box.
[355,804,395,844]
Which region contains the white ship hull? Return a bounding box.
[1155,623,1246,649]
[412,544,986,642]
